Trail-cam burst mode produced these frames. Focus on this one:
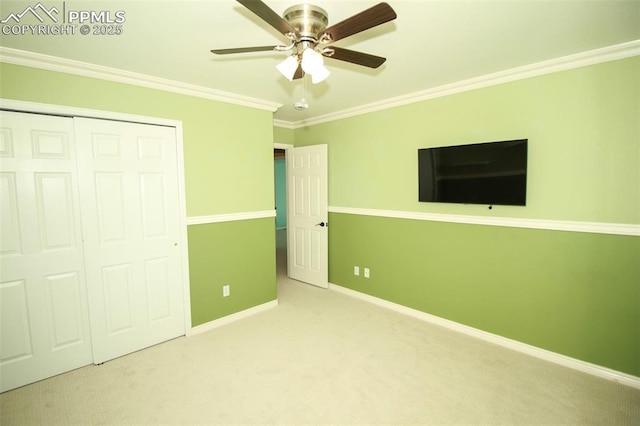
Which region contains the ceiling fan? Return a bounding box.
[211,0,397,84]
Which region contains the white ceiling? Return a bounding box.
[1,0,639,124]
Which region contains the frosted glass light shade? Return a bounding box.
[301,48,324,74]
[311,65,330,84]
[276,56,299,81]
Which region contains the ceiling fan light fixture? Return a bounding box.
[301,47,324,74]
[276,55,299,81]
[300,47,329,84]
[311,64,330,84]
[212,1,397,86]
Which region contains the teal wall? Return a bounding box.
[0,63,277,326]
[296,57,640,376]
[274,158,287,228]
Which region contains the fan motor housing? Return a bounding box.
[283,4,328,38]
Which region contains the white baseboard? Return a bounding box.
[329,283,640,390]
[189,300,278,336]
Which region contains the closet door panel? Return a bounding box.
[74,118,185,364]
[0,111,92,393]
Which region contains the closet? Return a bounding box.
[0,110,187,392]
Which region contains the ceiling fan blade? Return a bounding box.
[236,0,298,37]
[324,47,386,69]
[318,2,396,43]
[211,46,278,54]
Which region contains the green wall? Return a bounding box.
[274,125,295,144]
[297,57,640,376]
[296,57,639,223]
[329,213,639,375]
[2,55,638,375]
[0,63,277,326]
[188,219,276,325]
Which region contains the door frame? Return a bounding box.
[273,143,293,276]
[273,144,290,231]
[0,98,193,335]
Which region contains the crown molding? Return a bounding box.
[329,206,640,237]
[273,119,295,129]
[0,47,282,112]
[285,40,640,129]
[3,41,638,129]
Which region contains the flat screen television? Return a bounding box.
[418,139,528,206]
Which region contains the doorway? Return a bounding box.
[274,148,287,279]
[272,144,328,288]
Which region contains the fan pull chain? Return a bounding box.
[294,73,309,110]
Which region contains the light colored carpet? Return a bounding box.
[1,230,639,425]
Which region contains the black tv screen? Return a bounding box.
[418,139,528,206]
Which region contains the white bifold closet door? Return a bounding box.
[0,112,93,392]
[0,111,186,392]
[74,117,185,364]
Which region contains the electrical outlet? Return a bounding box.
[223,285,230,297]
[364,268,370,278]
[354,266,360,276]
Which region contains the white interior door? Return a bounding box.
[74,118,186,364]
[286,145,328,288]
[0,111,93,392]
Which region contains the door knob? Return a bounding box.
[315,221,327,227]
